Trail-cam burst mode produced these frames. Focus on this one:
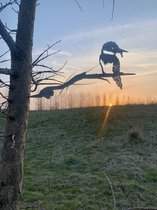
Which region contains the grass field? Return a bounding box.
[0,104,157,209]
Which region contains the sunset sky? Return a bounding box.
[1,0,157,107]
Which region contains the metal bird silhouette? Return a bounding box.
[99,41,128,89]
[31,87,54,99]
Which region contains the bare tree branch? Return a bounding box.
[4,23,17,33]
[0,99,8,111]
[0,19,16,52]
[33,49,61,66]
[32,67,64,78]
[0,50,10,58]
[0,0,18,12]
[0,59,10,63]
[31,40,67,92]
[34,77,63,85]
[0,92,8,100]
[0,50,10,64]
[33,59,67,75]
[74,0,82,12]
[11,6,19,14]
[111,0,115,20]
[0,68,12,75]
[0,79,10,87]
[102,0,105,8]
[32,40,61,67]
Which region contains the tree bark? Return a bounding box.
[0,0,37,209]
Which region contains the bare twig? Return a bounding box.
[0,50,10,63]
[102,0,105,8]
[101,0,115,19]
[11,6,18,14]
[34,77,63,85]
[0,50,10,58]
[4,23,17,33]
[32,59,67,77]
[0,79,10,87]
[0,99,8,111]
[0,0,18,12]
[31,41,67,93]
[74,0,82,12]
[33,50,61,67]
[0,92,8,100]
[111,0,115,20]
[0,59,10,63]
[32,40,61,67]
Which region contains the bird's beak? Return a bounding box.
[118,48,128,57]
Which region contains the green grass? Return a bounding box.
[1,105,157,209]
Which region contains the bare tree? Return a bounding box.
[0,0,37,209]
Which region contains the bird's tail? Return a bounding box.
[112,58,122,89]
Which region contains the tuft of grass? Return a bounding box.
[128,126,143,143]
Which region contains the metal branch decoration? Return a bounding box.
[30,41,133,99]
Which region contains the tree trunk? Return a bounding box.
[0,0,37,209]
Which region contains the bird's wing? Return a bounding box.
[112,56,122,89]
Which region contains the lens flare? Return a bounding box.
[98,103,112,140]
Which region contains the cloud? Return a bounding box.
[62,18,157,52]
[31,18,157,104]
[60,19,157,77]
[32,18,157,76]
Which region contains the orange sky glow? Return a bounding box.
[1,1,157,110]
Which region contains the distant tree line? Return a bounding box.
[34,92,157,110]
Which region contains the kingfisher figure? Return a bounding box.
[99,41,128,89]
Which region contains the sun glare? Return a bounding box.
[99,103,112,140]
